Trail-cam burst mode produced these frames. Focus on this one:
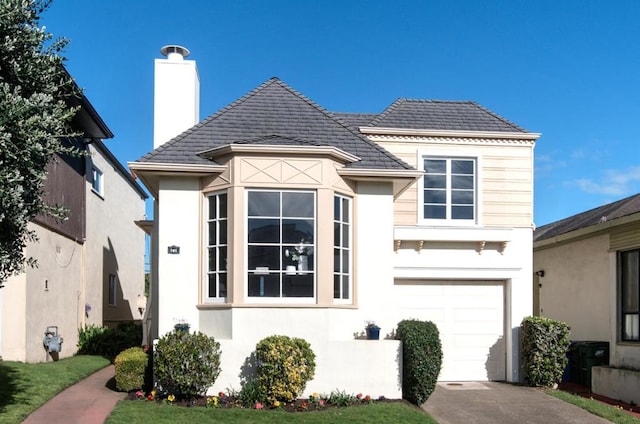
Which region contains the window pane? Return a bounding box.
[342,225,349,246]
[452,160,474,174]
[248,246,280,270]
[452,190,474,204]
[452,175,474,189]
[452,206,474,220]
[248,191,279,216]
[219,273,227,297]
[208,196,217,220]
[622,251,639,313]
[342,276,349,300]
[219,194,228,218]
[248,219,280,243]
[248,273,280,297]
[334,223,340,246]
[424,174,446,188]
[283,192,314,217]
[334,275,340,298]
[219,220,227,244]
[342,198,349,222]
[424,159,446,173]
[334,248,340,272]
[209,223,217,245]
[219,246,227,271]
[282,219,314,243]
[208,248,216,271]
[425,189,446,204]
[425,205,446,219]
[342,251,349,272]
[624,314,639,340]
[283,274,314,297]
[208,274,217,298]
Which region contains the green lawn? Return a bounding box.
[549,390,640,424]
[107,400,437,424]
[0,355,110,424]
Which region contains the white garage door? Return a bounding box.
[396,281,505,381]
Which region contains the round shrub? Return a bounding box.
[154,330,221,400]
[114,347,148,392]
[256,335,316,403]
[396,319,443,405]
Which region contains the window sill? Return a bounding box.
[91,188,104,200]
[197,302,357,309]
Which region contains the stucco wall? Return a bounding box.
[534,234,610,341]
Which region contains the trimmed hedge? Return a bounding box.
[256,335,316,403]
[396,319,442,405]
[114,347,148,391]
[520,316,570,387]
[154,329,221,400]
[77,322,142,361]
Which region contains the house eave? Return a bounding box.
[534,212,640,250]
[128,161,225,198]
[337,168,423,199]
[359,126,541,140]
[198,144,361,164]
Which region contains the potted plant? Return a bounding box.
[365,321,381,340]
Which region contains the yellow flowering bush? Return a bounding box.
[255,335,316,403]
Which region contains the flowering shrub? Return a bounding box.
[154,329,221,400]
[255,335,316,403]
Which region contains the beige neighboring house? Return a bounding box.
[534,194,640,405]
[130,45,539,397]
[0,85,148,363]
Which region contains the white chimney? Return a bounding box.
[153,45,200,148]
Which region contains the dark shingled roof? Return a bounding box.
[534,193,640,242]
[369,99,527,132]
[139,78,412,170]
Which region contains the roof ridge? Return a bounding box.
[368,98,403,127]
[469,101,527,133]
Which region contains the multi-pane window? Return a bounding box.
[206,193,228,301]
[247,190,315,299]
[423,158,476,221]
[334,195,351,302]
[620,249,640,341]
[91,165,103,196]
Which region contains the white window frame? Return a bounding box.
[244,189,316,304]
[91,165,104,197]
[619,249,640,342]
[333,194,352,304]
[418,151,480,226]
[204,191,228,303]
[108,274,117,306]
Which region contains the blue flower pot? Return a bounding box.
[366,327,380,340]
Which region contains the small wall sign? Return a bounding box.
[167,245,180,254]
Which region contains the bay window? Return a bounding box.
[247,190,316,300]
[206,192,228,301]
[334,194,351,302]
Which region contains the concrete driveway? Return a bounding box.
[422,382,611,424]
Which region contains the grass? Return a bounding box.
[107,400,437,424]
[549,390,640,424]
[0,355,110,424]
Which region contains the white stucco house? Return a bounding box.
[130,46,539,397]
[534,194,640,405]
[0,83,148,363]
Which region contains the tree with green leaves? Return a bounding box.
[0,0,79,286]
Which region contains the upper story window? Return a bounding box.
[334,194,351,302]
[91,165,103,196]
[247,190,315,301]
[619,249,640,341]
[206,192,228,302]
[422,157,476,222]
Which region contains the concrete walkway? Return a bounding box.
[423,382,611,424]
[22,365,125,424]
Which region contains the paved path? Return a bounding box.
[423,382,611,424]
[22,365,125,424]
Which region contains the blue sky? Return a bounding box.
[42,0,640,226]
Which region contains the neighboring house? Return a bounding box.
[0,83,148,363]
[130,46,539,396]
[534,194,640,405]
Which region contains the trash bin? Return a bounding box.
[562,341,579,383]
[575,341,609,387]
